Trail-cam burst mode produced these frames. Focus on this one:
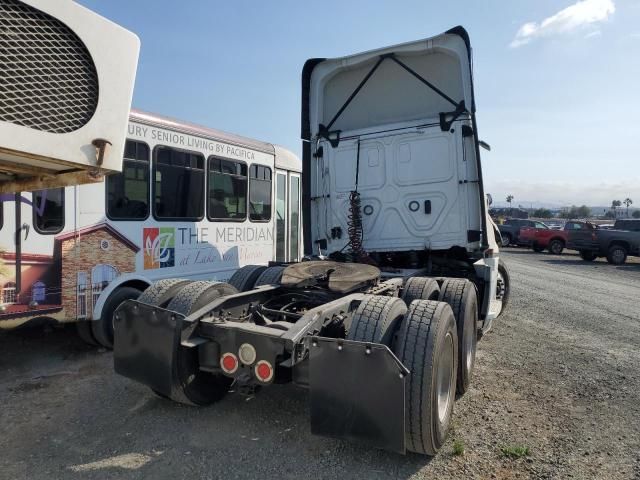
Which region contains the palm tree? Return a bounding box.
[623,198,633,217]
[506,195,514,215]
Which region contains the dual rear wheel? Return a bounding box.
[347,289,467,455]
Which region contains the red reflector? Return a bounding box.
[255,360,273,382]
[221,353,238,374]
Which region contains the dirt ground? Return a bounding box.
[1,250,639,480]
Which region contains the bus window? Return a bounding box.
[208,157,247,221]
[289,175,300,261]
[106,140,150,220]
[153,146,204,220]
[33,188,64,234]
[249,165,272,222]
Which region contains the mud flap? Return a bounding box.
[309,337,409,453]
[113,300,184,397]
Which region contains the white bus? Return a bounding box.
[0,110,302,347]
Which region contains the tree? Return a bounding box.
[576,205,591,218]
[633,210,640,219]
[611,200,622,218]
[623,198,633,217]
[506,195,514,214]
[532,208,552,219]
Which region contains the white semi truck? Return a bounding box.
[114,27,510,456]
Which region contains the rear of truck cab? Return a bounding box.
[301,27,489,258]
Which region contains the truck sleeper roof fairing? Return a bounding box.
[301,27,488,257]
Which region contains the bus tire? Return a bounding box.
[402,277,440,305]
[164,281,237,406]
[394,300,457,456]
[92,286,142,349]
[438,279,478,396]
[254,266,286,287]
[347,295,407,346]
[228,265,267,292]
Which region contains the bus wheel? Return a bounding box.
[394,300,457,456]
[76,320,98,346]
[164,281,238,405]
[92,286,142,349]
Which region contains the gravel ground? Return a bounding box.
[1,249,639,480]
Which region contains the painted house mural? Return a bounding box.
[0,222,138,325]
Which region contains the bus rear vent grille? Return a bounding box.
[0,0,99,134]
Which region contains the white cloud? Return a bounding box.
[584,30,602,38]
[510,0,615,48]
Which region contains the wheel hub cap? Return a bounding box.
[437,332,455,423]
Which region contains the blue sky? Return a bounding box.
[79,0,640,207]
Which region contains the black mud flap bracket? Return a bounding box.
[308,336,409,454]
[113,300,186,397]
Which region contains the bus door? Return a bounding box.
[274,170,301,263]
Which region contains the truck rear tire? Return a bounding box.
[254,266,285,287]
[438,279,478,396]
[548,239,564,255]
[138,278,192,307]
[395,300,457,456]
[347,295,407,346]
[606,245,627,265]
[92,286,142,349]
[164,281,238,405]
[402,277,440,305]
[228,265,268,291]
[579,250,597,261]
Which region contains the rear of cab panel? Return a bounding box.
[302,27,486,256]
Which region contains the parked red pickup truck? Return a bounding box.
[519,221,592,254]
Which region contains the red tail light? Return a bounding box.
[221,353,239,374]
[254,360,274,383]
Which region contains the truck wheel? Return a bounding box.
[579,250,597,261]
[76,320,98,346]
[228,265,268,291]
[165,281,238,405]
[495,259,510,318]
[606,245,627,265]
[138,278,192,308]
[438,279,478,396]
[92,286,142,349]
[548,239,564,255]
[254,266,285,287]
[532,243,545,253]
[500,233,512,247]
[347,295,407,346]
[395,300,457,456]
[402,277,440,305]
